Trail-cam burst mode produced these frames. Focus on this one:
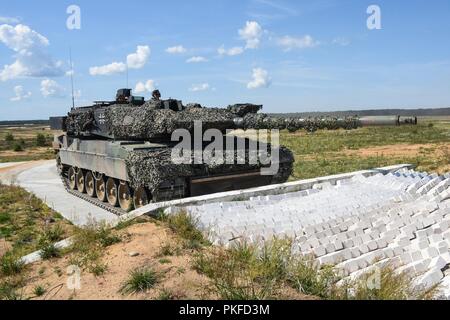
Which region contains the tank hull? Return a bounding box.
[54,133,294,213]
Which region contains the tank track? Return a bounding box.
[57,161,294,216]
[58,167,126,216]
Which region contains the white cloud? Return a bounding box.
[134,80,155,94]
[90,45,150,76]
[0,24,64,81]
[238,21,263,49]
[333,37,350,46]
[186,56,208,63]
[89,62,126,76]
[40,79,65,98]
[166,45,187,54]
[247,68,271,89]
[0,16,20,24]
[189,83,210,92]
[10,85,31,101]
[126,45,150,69]
[277,35,318,51]
[218,45,244,56]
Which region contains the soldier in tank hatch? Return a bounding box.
[152,90,161,101]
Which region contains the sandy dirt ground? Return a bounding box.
[22,222,212,300]
[343,143,447,157]
[0,147,50,158]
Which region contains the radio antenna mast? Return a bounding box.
[69,47,75,109]
[126,63,129,88]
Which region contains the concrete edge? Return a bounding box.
[118,163,414,223]
[20,238,73,265]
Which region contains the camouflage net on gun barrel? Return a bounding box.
[66,102,362,140]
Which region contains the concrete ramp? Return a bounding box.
[13,161,118,226]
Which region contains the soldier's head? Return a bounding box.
[152,90,161,100]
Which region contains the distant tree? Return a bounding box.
[5,132,14,143]
[36,133,47,147]
[13,142,23,152]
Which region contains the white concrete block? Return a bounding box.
[367,241,378,252]
[428,256,447,271]
[359,244,369,255]
[424,247,440,259]
[350,248,361,259]
[400,252,413,265]
[313,246,326,257]
[420,268,444,289]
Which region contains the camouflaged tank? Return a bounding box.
[50,89,416,213]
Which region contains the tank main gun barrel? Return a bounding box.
[233,114,418,133]
[233,114,359,132]
[60,98,419,140]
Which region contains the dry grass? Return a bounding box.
[193,240,441,300]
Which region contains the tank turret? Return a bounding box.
[63,89,363,140]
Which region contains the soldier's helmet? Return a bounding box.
[152,90,161,100]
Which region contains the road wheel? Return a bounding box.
[118,182,133,211]
[95,175,107,202]
[68,167,77,190]
[106,177,119,207]
[76,170,86,193]
[133,186,149,209]
[85,171,96,197]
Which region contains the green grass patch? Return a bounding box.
[0,183,74,258]
[161,212,210,249]
[0,253,25,276]
[33,285,46,297]
[120,267,160,295]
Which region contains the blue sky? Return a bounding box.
[1,0,450,120]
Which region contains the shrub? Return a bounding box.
[13,142,23,152]
[0,279,24,300]
[0,253,25,276]
[36,133,47,147]
[39,243,61,260]
[333,264,440,300]
[288,257,341,298]
[4,132,14,143]
[41,224,65,243]
[120,267,159,295]
[33,285,46,297]
[194,240,291,300]
[162,212,209,249]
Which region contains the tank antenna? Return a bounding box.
[69,47,75,109]
[126,63,129,89]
